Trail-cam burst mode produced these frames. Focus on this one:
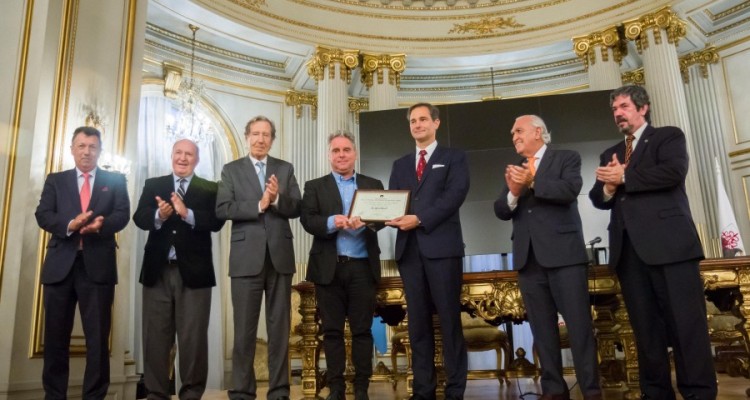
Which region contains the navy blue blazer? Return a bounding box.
[301,173,384,285]
[35,168,130,284]
[495,149,589,269]
[133,174,225,288]
[388,145,470,261]
[589,125,704,267]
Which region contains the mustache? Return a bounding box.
[616,117,628,123]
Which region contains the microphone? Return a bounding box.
[587,237,602,246]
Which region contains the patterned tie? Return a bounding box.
[80,172,91,212]
[624,135,635,164]
[176,178,187,199]
[416,150,427,181]
[527,157,537,176]
[257,161,266,191]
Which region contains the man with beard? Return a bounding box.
[589,85,716,400]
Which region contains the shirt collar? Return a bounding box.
[629,122,648,143]
[534,144,547,160]
[76,167,97,178]
[332,171,357,183]
[416,140,438,157]
[249,155,268,165]
[173,173,194,183]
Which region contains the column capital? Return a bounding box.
[572,25,626,70]
[348,97,369,124]
[621,68,645,86]
[360,53,407,88]
[679,46,720,84]
[306,45,360,83]
[285,90,318,119]
[162,62,183,99]
[623,6,687,53]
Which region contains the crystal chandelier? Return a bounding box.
[165,24,215,144]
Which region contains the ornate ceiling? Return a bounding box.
[143,0,750,100]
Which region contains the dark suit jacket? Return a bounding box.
[133,174,225,288]
[216,156,302,277]
[495,149,589,269]
[388,145,470,261]
[35,168,130,284]
[300,173,384,285]
[589,125,704,267]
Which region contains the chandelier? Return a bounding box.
[165,24,215,144]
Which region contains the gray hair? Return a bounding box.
[327,130,356,150]
[518,114,551,144]
[244,115,276,140]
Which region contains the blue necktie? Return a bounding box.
[257,161,266,191]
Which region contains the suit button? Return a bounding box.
[528,209,532,213]
[172,230,177,234]
[414,197,419,201]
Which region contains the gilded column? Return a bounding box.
[284,90,318,282]
[573,26,624,90]
[306,46,359,176]
[361,53,405,111]
[680,47,726,257]
[623,6,709,249]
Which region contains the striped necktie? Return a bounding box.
[177,178,187,199]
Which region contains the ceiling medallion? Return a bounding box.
[449,16,524,35]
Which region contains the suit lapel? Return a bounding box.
[537,149,554,176]
[88,168,106,211]
[416,146,442,192]
[324,174,344,213]
[66,169,82,211]
[628,125,653,167]
[242,157,263,194]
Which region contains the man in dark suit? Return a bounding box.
[495,115,601,400]
[386,103,469,400]
[132,139,224,400]
[35,126,130,400]
[300,131,384,400]
[216,116,301,400]
[589,85,716,400]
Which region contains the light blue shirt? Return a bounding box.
[326,172,367,258]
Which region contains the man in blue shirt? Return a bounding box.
[301,131,384,400]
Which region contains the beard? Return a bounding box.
[616,119,634,135]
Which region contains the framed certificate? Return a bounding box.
[348,190,410,222]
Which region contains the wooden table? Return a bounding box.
[293,257,750,400]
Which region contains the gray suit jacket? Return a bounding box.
[494,149,589,269]
[216,156,302,277]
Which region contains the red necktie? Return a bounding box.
[416,150,427,181]
[624,135,634,164]
[80,172,91,212]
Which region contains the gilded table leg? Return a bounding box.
[432,314,446,397]
[613,294,641,400]
[593,301,624,388]
[298,287,322,400]
[736,270,750,386]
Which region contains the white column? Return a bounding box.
[573,27,623,91]
[361,53,405,111]
[682,47,726,257]
[283,92,318,281]
[307,46,359,178]
[624,6,709,249]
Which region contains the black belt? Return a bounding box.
[336,256,367,263]
[167,259,178,265]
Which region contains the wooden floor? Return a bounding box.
[200,374,750,399]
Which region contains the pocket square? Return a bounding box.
[101,186,109,192]
[432,164,445,169]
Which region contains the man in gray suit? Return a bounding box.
[494,115,601,400]
[216,116,302,400]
